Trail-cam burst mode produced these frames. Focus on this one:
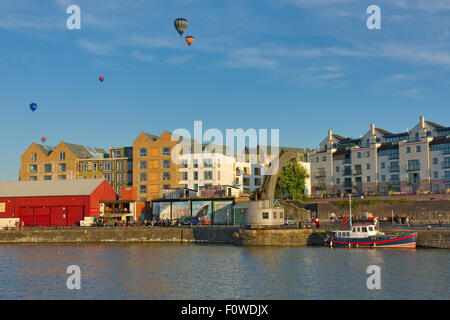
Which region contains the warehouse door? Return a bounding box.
[35,207,51,227]
[19,207,34,227]
[68,206,84,226]
[51,206,67,227]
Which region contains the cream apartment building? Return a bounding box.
[311,116,450,195]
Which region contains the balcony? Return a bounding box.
[314,184,326,190]
[406,178,420,185]
[389,180,400,186]
[442,162,450,169]
[352,169,362,176]
[343,169,352,176]
[405,165,420,172]
[315,172,326,179]
[343,158,352,164]
[388,166,400,173]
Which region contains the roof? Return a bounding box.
[332,134,346,141]
[64,142,106,158]
[425,121,444,129]
[36,144,55,156]
[234,201,250,209]
[430,136,450,146]
[436,127,450,132]
[0,179,107,198]
[384,132,408,138]
[375,128,393,135]
[377,143,399,151]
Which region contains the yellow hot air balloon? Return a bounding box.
[185,36,194,46]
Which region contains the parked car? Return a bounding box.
[182,217,200,225]
[284,217,297,225]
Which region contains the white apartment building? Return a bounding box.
[311,116,450,196]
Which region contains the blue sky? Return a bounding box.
[0,0,449,180]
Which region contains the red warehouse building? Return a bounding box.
[0,179,117,227]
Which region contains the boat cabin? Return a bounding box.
[335,224,378,239]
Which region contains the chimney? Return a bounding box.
[420,116,425,128]
[328,129,332,140]
[370,122,375,135]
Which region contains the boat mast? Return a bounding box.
[349,193,352,229]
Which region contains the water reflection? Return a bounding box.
[0,244,448,300]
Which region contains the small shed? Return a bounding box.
[242,200,285,228]
[0,179,116,227]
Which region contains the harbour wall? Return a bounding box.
[0,227,448,248]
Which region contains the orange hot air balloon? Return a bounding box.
[41,137,47,143]
[185,36,194,46]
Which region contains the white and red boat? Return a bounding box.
[324,224,416,248]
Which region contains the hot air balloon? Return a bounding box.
[174,18,188,38]
[185,36,194,46]
[99,76,104,82]
[41,137,47,143]
[30,103,38,112]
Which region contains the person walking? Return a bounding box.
[406,216,410,228]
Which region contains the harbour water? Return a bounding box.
[0,244,448,300]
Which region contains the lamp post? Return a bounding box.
[349,193,352,229]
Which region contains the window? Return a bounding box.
[140,173,147,181]
[162,160,171,169]
[357,227,361,232]
[82,163,88,172]
[31,153,37,162]
[254,178,261,186]
[273,212,277,219]
[117,161,122,171]
[367,176,371,182]
[182,172,188,180]
[262,212,269,219]
[30,176,37,181]
[204,159,213,168]
[415,132,419,141]
[83,176,86,179]
[406,146,411,153]
[103,162,112,171]
[162,172,171,181]
[29,164,37,173]
[104,174,112,183]
[204,171,213,180]
[369,227,374,231]
[59,164,66,172]
[44,176,52,181]
[416,145,421,153]
[139,185,147,194]
[362,227,367,232]
[322,156,326,162]
[254,167,261,175]
[117,173,122,182]
[336,178,340,184]
[162,147,171,156]
[139,161,147,169]
[60,152,65,161]
[183,160,188,168]
[366,163,370,170]
[194,172,198,180]
[433,158,438,165]
[357,152,362,159]
[139,148,147,157]
[381,175,386,182]
[93,163,98,171]
[193,159,198,168]
[336,166,340,173]
[352,227,356,232]
[58,175,67,180]
[381,162,385,169]
[163,184,170,190]
[433,172,438,179]
[194,184,198,191]
[365,151,370,158]
[112,149,121,158]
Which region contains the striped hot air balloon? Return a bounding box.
[174,18,189,38]
[185,36,194,46]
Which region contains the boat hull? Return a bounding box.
[324,233,416,248]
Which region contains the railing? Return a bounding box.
[389,167,400,173]
[389,180,400,186]
[406,178,420,185]
[405,164,420,172]
[352,169,362,176]
[442,162,450,169]
[343,183,352,188]
[343,158,352,164]
[315,172,326,178]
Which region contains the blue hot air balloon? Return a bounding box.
[174,18,189,38]
[30,103,38,112]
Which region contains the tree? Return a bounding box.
[277,160,310,200]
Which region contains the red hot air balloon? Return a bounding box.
[99,76,104,82]
[41,137,47,143]
[185,36,194,46]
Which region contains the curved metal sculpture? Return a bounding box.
[260,151,300,203]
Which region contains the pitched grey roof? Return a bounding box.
[64,142,106,158]
[0,179,107,198]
